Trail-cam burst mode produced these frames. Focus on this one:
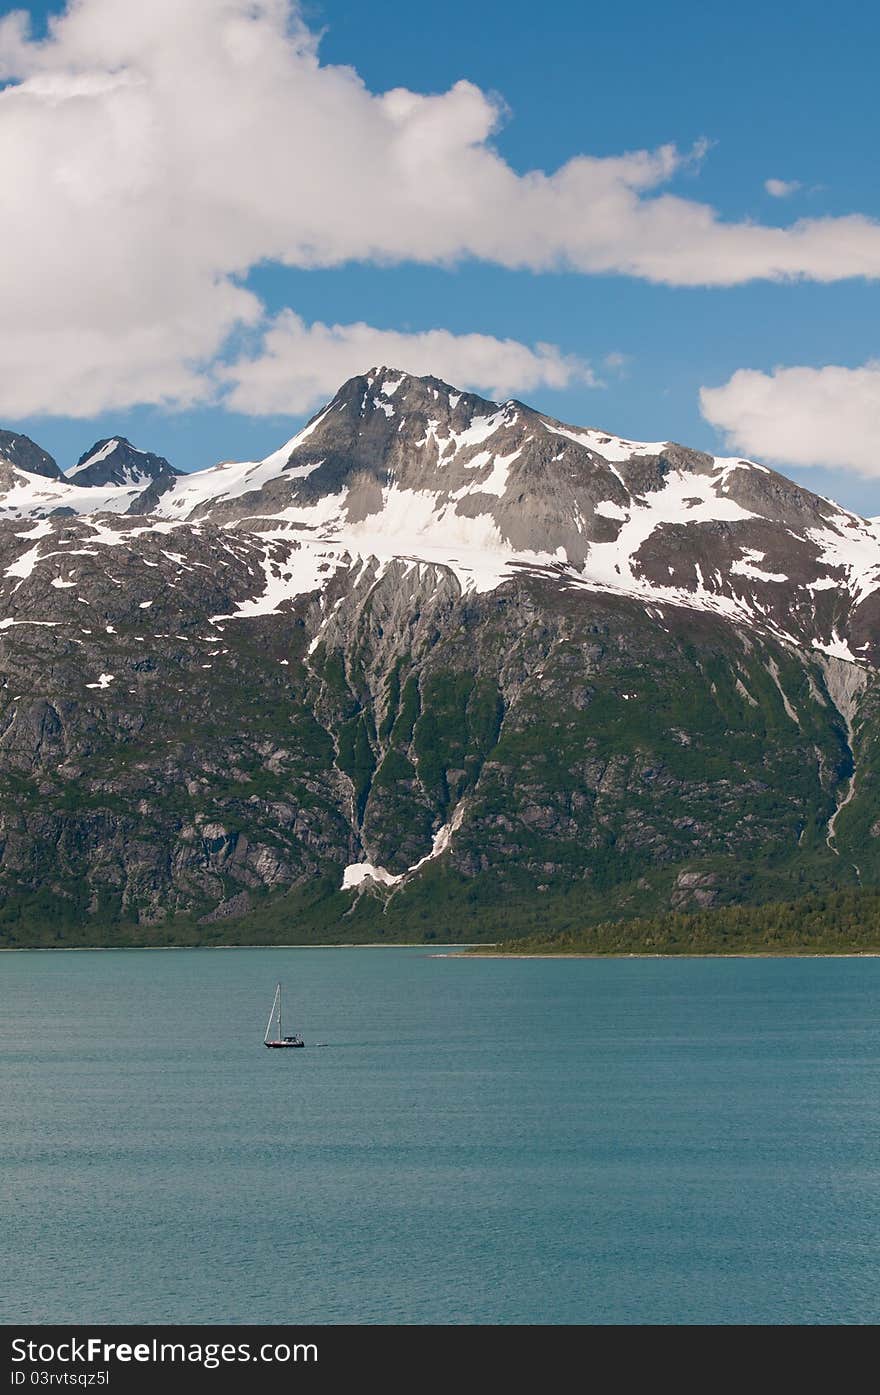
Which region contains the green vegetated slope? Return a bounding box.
[1,560,880,949]
[466,886,880,956]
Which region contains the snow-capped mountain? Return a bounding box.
[68,437,181,490]
[157,366,878,665]
[0,434,181,520]
[2,367,878,662]
[1,368,879,942]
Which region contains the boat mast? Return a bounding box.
[277,982,282,1039]
[265,983,280,1043]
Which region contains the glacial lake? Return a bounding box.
[2,947,879,1325]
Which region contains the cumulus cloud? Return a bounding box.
[700,363,880,474]
[221,312,595,414]
[765,178,801,198]
[3,0,880,416]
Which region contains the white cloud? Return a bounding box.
[700,363,880,475]
[765,178,801,198]
[221,312,595,414]
[2,1,880,417]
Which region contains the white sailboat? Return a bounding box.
[263,981,304,1049]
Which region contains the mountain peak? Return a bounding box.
[328,366,505,423]
[67,437,181,489]
[0,429,64,481]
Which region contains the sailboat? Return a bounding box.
[263,981,304,1048]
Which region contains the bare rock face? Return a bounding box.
[672,870,720,910]
[0,367,879,942]
[0,430,64,480]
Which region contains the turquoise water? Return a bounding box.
[2,948,880,1325]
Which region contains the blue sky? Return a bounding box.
[3,0,879,510]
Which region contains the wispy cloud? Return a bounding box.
[221,313,595,414]
[3,1,880,416]
[764,178,801,198]
[602,352,630,376]
[700,362,880,475]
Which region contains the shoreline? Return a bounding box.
[457,950,880,960]
[4,943,879,958]
[0,942,484,953]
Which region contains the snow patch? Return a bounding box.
[210,539,347,621]
[341,807,463,891]
[342,862,401,889]
[730,549,788,583]
[541,420,667,465]
[812,632,858,663]
[594,500,628,521]
[68,440,119,476]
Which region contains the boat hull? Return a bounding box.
[265,1040,305,1048]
